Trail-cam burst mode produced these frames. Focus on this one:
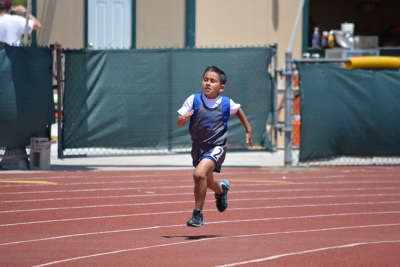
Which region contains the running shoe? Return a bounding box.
[215,180,230,212]
[187,209,204,227]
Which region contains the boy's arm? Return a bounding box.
[176,110,194,127]
[235,107,253,147]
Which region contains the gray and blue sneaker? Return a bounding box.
[187,209,204,227]
[215,180,230,212]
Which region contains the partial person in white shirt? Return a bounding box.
[0,0,42,46]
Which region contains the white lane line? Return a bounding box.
[0,185,192,195]
[30,226,400,267]
[2,177,398,188]
[0,175,397,188]
[1,199,399,214]
[0,206,399,228]
[1,189,400,204]
[0,170,397,182]
[3,219,399,247]
[215,240,400,267]
[0,179,189,187]
[0,180,57,185]
[0,174,189,181]
[1,182,400,196]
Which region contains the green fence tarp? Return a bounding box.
[296,63,400,162]
[63,48,274,152]
[0,45,54,149]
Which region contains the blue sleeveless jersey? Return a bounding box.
[189,93,231,146]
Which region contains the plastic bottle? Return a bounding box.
[312,27,320,48]
[293,70,299,88]
[321,31,328,49]
[327,31,335,48]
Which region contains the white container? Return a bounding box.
[341,22,354,35]
[354,36,379,49]
[29,138,54,170]
[325,48,379,59]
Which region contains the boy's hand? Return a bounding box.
[181,110,194,122]
[177,110,194,127]
[234,108,252,147]
[246,132,253,147]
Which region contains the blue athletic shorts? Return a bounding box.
[191,144,227,173]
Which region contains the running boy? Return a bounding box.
[177,65,253,227]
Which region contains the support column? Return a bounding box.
[284,52,293,167]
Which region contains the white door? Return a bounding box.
[88,0,132,49]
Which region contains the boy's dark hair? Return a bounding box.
[203,66,227,85]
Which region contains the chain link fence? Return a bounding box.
[0,45,54,169]
[2,44,399,168]
[57,47,276,158]
[291,59,400,166]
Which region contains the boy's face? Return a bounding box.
[202,71,225,99]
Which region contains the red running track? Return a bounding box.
[0,166,399,266]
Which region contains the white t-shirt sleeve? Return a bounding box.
[230,99,241,114]
[177,94,240,115]
[177,94,194,116]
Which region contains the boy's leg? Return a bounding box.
[192,158,216,211]
[187,158,215,227]
[207,172,223,194]
[187,145,228,227]
[192,158,228,212]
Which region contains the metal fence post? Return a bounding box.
[272,43,278,152]
[284,0,304,166]
[56,49,63,159]
[168,50,172,152]
[284,52,293,166]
